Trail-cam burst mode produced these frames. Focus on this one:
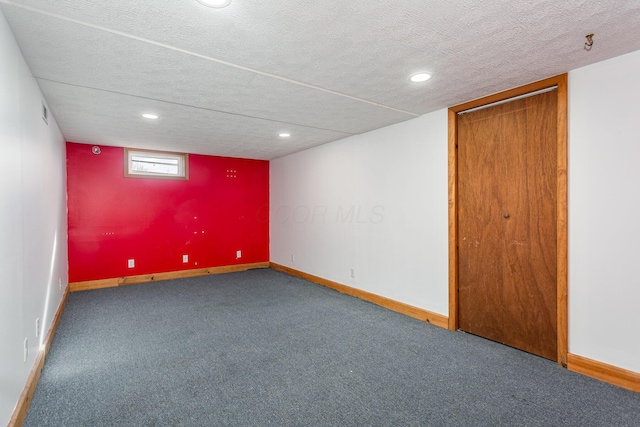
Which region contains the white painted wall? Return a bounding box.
[0,11,68,425]
[271,110,449,315]
[272,50,640,375]
[568,49,640,373]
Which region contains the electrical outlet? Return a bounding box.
[35,318,40,338]
[59,278,62,290]
[23,338,28,362]
[350,268,355,278]
[236,250,242,259]
[128,259,135,268]
[183,254,188,263]
[291,254,294,263]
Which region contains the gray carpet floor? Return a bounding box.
[24,269,640,426]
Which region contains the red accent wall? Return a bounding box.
[67,142,269,282]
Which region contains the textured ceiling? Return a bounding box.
[2,0,640,160]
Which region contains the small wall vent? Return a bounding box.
[42,101,48,125]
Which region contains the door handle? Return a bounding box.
[503,213,510,219]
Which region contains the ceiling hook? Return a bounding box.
[584,33,594,51]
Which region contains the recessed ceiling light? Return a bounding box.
[279,133,291,138]
[142,113,159,119]
[197,0,232,8]
[410,73,432,83]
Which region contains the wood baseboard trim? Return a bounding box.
[69,262,270,292]
[9,286,69,427]
[270,263,449,329]
[567,353,640,393]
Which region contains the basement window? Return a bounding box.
[124,148,188,180]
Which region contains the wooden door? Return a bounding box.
[457,90,557,360]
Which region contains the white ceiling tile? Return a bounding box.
[38,80,351,160]
[2,0,640,159]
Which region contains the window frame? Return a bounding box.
[124,148,189,180]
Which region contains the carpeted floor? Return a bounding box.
[24,269,640,426]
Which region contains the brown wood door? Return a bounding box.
[457,90,557,360]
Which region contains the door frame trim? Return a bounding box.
[447,74,568,366]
